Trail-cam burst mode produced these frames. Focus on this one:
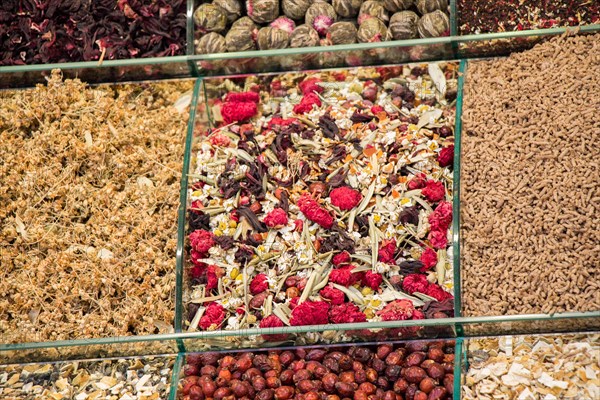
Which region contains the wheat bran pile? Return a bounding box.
[0,71,193,343]
[461,34,600,316]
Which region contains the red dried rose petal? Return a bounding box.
[319,285,346,305]
[259,315,288,341]
[289,300,330,326]
[330,186,362,211]
[329,303,367,324]
[377,299,416,321]
[419,248,438,272]
[200,302,226,330]
[225,91,260,103]
[332,251,351,266]
[408,173,427,190]
[299,77,324,95]
[263,208,288,228]
[189,229,215,254]
[428,201,453,232]
[362,271,383,290]
[402,273,429,295]
[221,101,258,124]
[378,239,397,264]
[293,93,322,114]
[297,193,334,229]
[421,180,445,202]
[250,273,269,295]
[438,145,454,167]
[428,230,448,249]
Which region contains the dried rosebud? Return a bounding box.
[383,0,413,12]
[357,18,389,43]
[416,0,448,15]
[313,15,334,36]
[214,0,243,23]
[359,1,389,23]
[271,16,297,34]
[389,11,419,40]
[247,0,280,23]
[305,3,337,31]
[327,22,358,45]
[282,0,312,19]
[226,17,258,52]
[194,3,228,33]
[290,25,321,48]
[257,27,291,50]
[196,32,227,55]
[332,0,362,18]
[417,10,449,38]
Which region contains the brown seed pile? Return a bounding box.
[0,71,193,343]
[461,33,600,316]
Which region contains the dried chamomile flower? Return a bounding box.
[194,3,228,33]
[357,17,389,42]
[383,0,413,12]
[257,26,291,49]
[247,0,280,23]
[332,0,363,18]
[389,10,419,39]
[327,21,358,44]
[196,32,228,54]
[282,0,312,20]
[290,24,321,47]
[305,2,337,34]
[417,10,449,37]
[214,0,243,23]
[225,17,258,52]
[359,1,389,23]
[416,0,447,15]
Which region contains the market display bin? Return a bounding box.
[173,339,461,399]
[178,62,462,352]
[0,353,182,399]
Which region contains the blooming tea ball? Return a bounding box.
[389,10,418,39]
[247,0,280,23]
[305,3,337,31]
[327,21,358,44]
[359,1,389,23]
[383,0,413,12]
[416,0,448,15]
[282,0,312,20]
[290,24,320,47]
[332,0,363,18]
[213,0,242,23]
[225,17,258,51]
[257,26,291,49]
[196,32,228,54]
[194,3,228,33]
[417,10,449,37]
[357,17,389,42]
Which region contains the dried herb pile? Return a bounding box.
[185,64,457,344]
[461,34,600,316]
[0,356,175,399]
[458,0,599,34]
[0,0,186,66]
[463,334,599,399]
[0,71,193,343]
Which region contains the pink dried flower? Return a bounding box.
[312,15,334,36]
[270,16,296,34]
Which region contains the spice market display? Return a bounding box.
[1,2,600,399]
[184,64,457,341]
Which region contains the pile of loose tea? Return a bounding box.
[463,334,600,400]
[0,356,175,399]
[0,71,193,343]
[180,341,456,399]
[185,64,457,345]
[458,0,600,34]
[0,0,186,65]
[194,0,451,55]
[461,33,600,316]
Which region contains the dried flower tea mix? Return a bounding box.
[461,34,600,316]
[463,334,600,400]
[179,341,456,399]
[193,0,451,56]
[458,0,600,34]
[0,71,193,343]
[185,64,457,342]
[0,0,186,66]
[0,356,175,399]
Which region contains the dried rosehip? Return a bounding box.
[322,373,339,393]
[405,352,426,367]
[404,366,427,384]
[426,363,445,380]
[274,386,295,400]
[427,386,447,400]
[189,385,205,400]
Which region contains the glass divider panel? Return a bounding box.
[452,59,466,330]
[453,338,463,399]
[169,353,184,400]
